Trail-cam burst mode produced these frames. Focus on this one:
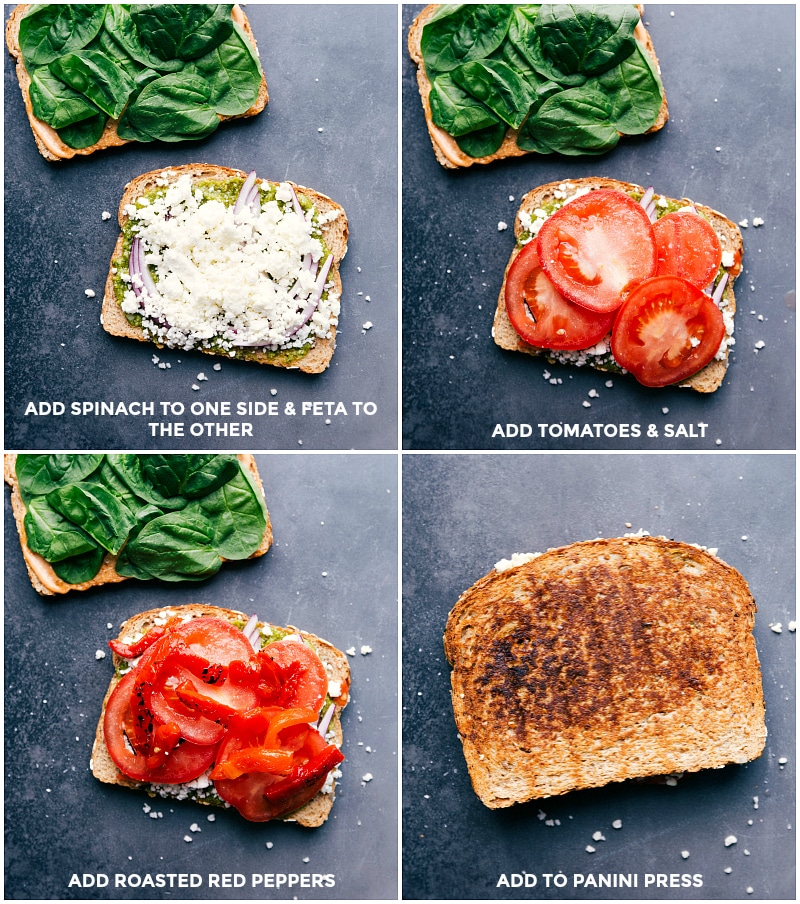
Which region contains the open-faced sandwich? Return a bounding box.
[445,536,766,808]
[92,605,350,825]
[4,453,272,595]
[101,165,348,373]
[494,178,743,391]
[5,4,267,161]
[444,535,766,808]
[409,4,667,169]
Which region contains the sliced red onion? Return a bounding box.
[640,186,655,219]
[289,184,306,220]
[284,253,333,339]
[242,613,260,650]
[711,271,729,306]
[316,703,336,739]
[233,170,258,216]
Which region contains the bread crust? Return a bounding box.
[408,4,668,169]
[90,604,350,828]
[4,454,273,596]
[445,537,766,809]
[5,4,268,162]
[100,164,348,374]
[494,177,743,393]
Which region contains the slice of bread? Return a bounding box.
[100,164,348,374]
[5,4,268,162]
[4,454,273,596]
[90,604,350,828]
[494,177,743,393]
[408,4,667,169]
[444,537,766,808]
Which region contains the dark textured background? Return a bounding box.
[402,454,795,900]
[5,454,398,899]
[402,5,796,450]
[5,5,398,451]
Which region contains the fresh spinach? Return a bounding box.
[130,4,234,62]
[419,3,663,159]
[29,67,101,128]
[24,497,98,562]
[46,483,137,554]
[421,5,513,73]
[15,455,266,586]
[120,72,220,142]
[429,73,501,137]
[103,5,183,73]
[121,513,222,582]
[58,111,107,149]
[520,83,620,155]
[192,21,263,116]
[19,4,108,66]
[49,49,136,119]
[16,453,104,501]
[535,4,639,76]
[52,546,105,585]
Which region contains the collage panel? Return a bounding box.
[402,453,795,900]
[402,5,795,450]
[4,4,398,451]
[4,452,398,900]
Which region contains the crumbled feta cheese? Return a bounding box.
[592,831,606,842]
[497,221,508,231]
[190,823,201,833]
[183,835,193,843]
[754,340,765,350]
[770,623,783,633]
[721,250,735,268]
[495,552,542,572]
[346,646,356,656]
[681,851,690,859]
[738,218,749,228]
[724,835,737,847]
[612,819,622,829]
[84,288,96,298]
[360,645,372,655]
[361,773,373,783]
[585,845,596,853]
[102,210,112,221]
[788,621,796,632]
[95,650,106,660]
[362,321,373,331]
[752,217,764,227]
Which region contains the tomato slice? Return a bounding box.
[653,210,722,289]
[536,189,657,313]
[504,241,615,350]
[104,671,216,783]
[169,617,256,666]
[265,639,328,713]
[611,276,726,387]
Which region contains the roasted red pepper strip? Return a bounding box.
[263,707,318,749]
[108,619,180,659]
[144,721,182,770]
[174,680,239,724]
[209,747,294,780]
[262,744,344,802]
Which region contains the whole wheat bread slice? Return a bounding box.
[4,454,273,596]
[494,177,743,393]
[90,604,350,827]
[445,537,766,808]
[408,4,668,169]
[100,164,348,374]
[5,4,268,162]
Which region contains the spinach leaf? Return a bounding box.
[139,455,240,500]
[522,83,620,155]
[46,483,136,554]
[106,454,188,510]
[429,73,500,137]
[24,496,97,562]
[192,20,263,116]
[52,546,105,585]
[186,465,267,560]
[535,4,639,77]
[510,20,586,87]
[104,5,183,73]
[58,111,106,149]
[120,72,220,141]
[49,49,136,119]
[455,121,507,158]
[29,66,101,127]
[121,513,222,582]
[131,4,234,62]
[16,454,104,501]
[515,80,565,152]
[598,40,663,134]
[115,504,169,580]
[19,4,107,67]
[451,59,534,129]
[421,5,513,73]
[84,459,148,518]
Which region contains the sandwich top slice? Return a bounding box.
[91,604,350,826]
[494,178,743,392]
[5,4,268,161]
[101,164,348,373]
[444,536,766,808]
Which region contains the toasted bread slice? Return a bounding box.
[445,537,766,808]
[90,604,350,827]
[408,5,667,169]
[5,4,268,162]
[100,164,348,374]
[494,177,743,393]
[4,454,273,596]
